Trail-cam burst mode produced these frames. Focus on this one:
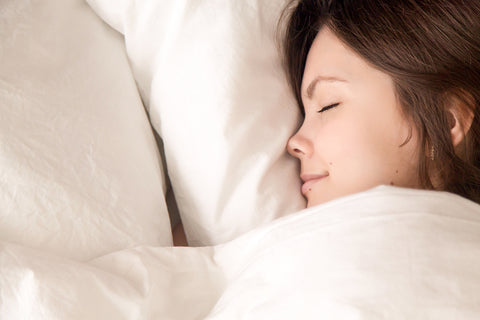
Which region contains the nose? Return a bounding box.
[287,127,312,159]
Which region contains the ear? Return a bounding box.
[447,94,475,148]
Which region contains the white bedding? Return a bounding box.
[86,0,306,246]
[2,186,480,319]
[3,1,480,318]
[0,0,173,260]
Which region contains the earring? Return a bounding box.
[430,146,435,161]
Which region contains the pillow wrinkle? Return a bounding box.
[1,0,173,260]
[87,0,306,246]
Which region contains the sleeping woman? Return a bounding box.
[283,0,480,208]
[174,0,480,245]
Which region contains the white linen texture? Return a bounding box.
[2,186,480,319]
[3,1,480,319]
[0,0,173,260]
[86,0,306,246]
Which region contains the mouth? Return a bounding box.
[300,173,329,195]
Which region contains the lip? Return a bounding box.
[301,173,329,195]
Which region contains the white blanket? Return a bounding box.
[2,186,480,319]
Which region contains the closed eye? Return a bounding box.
[318,103,339,113]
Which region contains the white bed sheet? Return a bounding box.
[2,186,480,319]
[0,0,173,260]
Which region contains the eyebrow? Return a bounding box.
[305,75,347,100]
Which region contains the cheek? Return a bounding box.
[327,115,407,174]
[314,120,380,185]
[311,120,353,162]
[339,123,418,187]
[325,115,377,160]
[311,105,417,170]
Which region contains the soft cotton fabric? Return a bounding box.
[0,0,172,260]
[2,186,480,319]
[86,0,306,246]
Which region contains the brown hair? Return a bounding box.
[280,0,480,204]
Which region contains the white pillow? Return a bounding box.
[0,0,173,260]
[86,0,306,246]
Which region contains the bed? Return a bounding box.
[1,0,480,318]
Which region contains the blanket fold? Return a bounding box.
[2,186,480,319]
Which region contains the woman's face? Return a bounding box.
[288,27,420,207]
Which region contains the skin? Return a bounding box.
[287,27,421,208]
[173,222,188,246]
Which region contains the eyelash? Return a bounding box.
[318,103,339,113]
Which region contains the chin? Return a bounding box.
[307,188,355,207]
[306,194,333,208]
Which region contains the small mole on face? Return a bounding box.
[390,181,395,185]
[395,170,399,174]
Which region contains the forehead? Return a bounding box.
[301,27,387,99]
